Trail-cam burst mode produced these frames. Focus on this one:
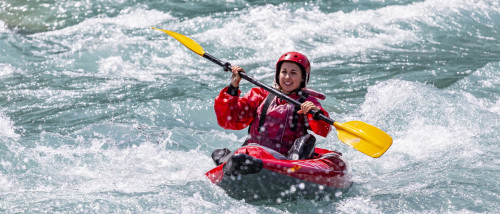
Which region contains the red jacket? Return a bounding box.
[214,86,332,155]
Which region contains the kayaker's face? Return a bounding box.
[279,62,303,94]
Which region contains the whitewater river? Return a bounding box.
[1,0,499,213]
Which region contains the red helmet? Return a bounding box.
[275,52,311,88]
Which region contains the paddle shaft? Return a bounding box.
[203,53,336,125]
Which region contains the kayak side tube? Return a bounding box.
[205,145,353,189]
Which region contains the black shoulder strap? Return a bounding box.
[291,91,309,132]
[258,93,276,133]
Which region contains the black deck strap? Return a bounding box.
[258,93,276,133]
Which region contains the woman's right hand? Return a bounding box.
[229,65,244,87]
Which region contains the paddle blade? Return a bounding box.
[334,121,392,158]
[152,27,205,56]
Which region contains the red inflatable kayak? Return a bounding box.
[205,144,352,202]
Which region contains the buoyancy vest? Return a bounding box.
[244,91,311,155]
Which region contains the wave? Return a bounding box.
[0,111,19,140]
[341,75,500,212]
[362,78,499,136]
[451,61,500,112]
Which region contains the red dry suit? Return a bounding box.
[214,86,332,155]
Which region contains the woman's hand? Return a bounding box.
[297,101,320,114]
[229,65,244,87]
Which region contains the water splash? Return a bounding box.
[0,112,19,140]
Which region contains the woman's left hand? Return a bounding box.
[297,101,320,114]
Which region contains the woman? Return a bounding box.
[213,52,332,165]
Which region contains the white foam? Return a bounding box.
[390,119,457,159]
[452,62,500,114]
[98,56,157,82]
[108,8,174,29]
[183,0,495,66]
[491,99,500,115]
[39,8,174,37]
[30,8,175,62]
[25,139,213,195]
[358,79,495,161]
[0,63,18,77]
[0,20,7,32]
[335,196,381,213]
[0,173,14,192]
[0,112,19,140]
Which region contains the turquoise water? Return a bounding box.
[1,0,499,213]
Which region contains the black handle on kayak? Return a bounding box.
[203,53,336,125]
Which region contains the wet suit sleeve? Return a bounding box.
[305,97,332,137]
[214,87,267,130]
[226,84,239,96]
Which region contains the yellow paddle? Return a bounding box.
[152,27,393,158]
